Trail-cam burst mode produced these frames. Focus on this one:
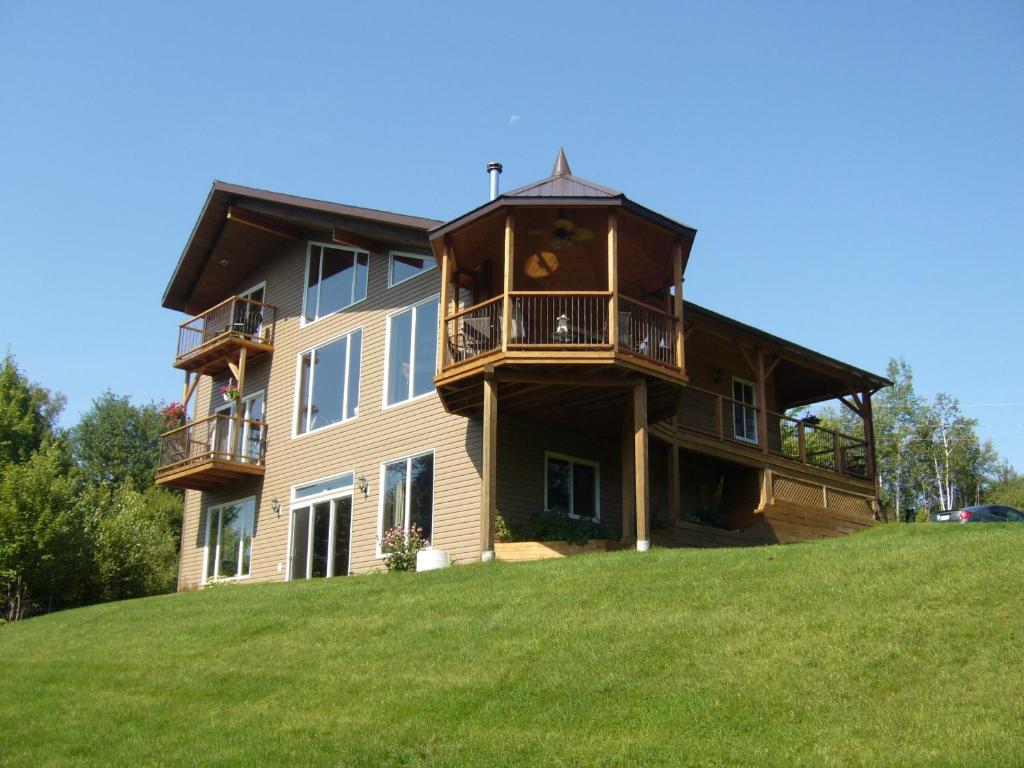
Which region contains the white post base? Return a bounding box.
[481,549,495,562]
[636,539,651,552]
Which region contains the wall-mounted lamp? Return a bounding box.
[358,475,369,497]
[270,498,281,516]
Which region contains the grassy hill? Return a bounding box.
[1,524,1022,767]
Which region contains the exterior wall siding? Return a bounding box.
[178,234,482,588]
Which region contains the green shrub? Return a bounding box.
[527,508,609,545]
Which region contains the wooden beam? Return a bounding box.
[738,343,758,376]
[437,237,452,372]
[634,380,651,550]
[181,371,200,411]
[839,396,863,416]
[332,227,384,253]
[501,211,514,352]
[673,244,684,372]
[862,390,878,484]
[756,348,769,454]
[227,360,240,383]
[481,373,498,561]
[608,211,619,349]
[234,347,248,462]
[226,206,301,240]
[764,354,782,380]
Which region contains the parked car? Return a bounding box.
[931,504,1024,523]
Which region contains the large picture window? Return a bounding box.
[384,296,439,407]
[378,452,434,551]
[389,251,435,288]
[545,453,599,521]
[205,498,255,582]
[295,330,362,435]
[288,473,354,580]
[303,243,369,323]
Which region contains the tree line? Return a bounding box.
[1,355,181,622]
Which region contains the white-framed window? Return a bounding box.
[383,295,439,407]
[302,242,369,324]
[294,329,362,436]
[732,377,758,444]
[545,452,600,521]
[204,497,256,582]
[389,251,435,288]
[287,472,354,580]
[377,451,435,555]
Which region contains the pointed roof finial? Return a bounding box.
[552,147,571,177]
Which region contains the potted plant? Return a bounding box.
[220,382,241,403]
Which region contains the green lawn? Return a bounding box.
[1,524,1022,767]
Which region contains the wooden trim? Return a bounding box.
[495,370,639,388]
[608,211,619,349]
[507,290,613,298]
[226,206,301,240]
[437,237,451,371]
[501,211,514,353]
[633,380,650,544]
[481,373,498,555]
[332,226,383,253]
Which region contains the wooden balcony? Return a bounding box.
[440,292,683,375]
[174,295,276,374]
[670,385,872,482]
[155,414,267,491]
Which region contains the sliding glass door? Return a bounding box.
[289,495,352,579]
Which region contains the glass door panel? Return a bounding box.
[310,502,331,578]
[332,497,352,577]
[290,507,310,580]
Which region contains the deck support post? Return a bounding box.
[862,390,877,483]
[481,372,498,561]
[501,212,514,352]
[634,380,650,552]
[620,408,635,545]
[233,347,247,462]
[607,211,619,349]
[667,441,680,523]
[756,347,769,454]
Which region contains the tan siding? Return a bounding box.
[177,238,482,586]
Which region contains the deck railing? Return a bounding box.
[176,296,277,363]
[677,385,870,479]
[445,295,504,366]
[440,290,682,370]
[157,414,267,475]
[617,297,677,367]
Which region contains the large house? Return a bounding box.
[160,151,889,588]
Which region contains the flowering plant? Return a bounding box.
[160,401,187,429]
[220,382,241,401]
[379,524,429,572]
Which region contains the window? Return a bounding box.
[204,498,255,582]
[303,243,368,323]
[378,452,434,551]
[389,251,435,288]
[384,296,439,406]
[732,378,758,444]
[295,330,362,435]
[288,474,354,579]
[211,390,265,462]
[545,452,599,521]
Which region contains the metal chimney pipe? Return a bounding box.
[487,162,503,200]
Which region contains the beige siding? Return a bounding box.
[178,236,483,588]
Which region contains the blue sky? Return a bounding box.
[1,1,1021,468]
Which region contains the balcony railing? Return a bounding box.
[157,414,267,478]
[176,295,277,366]
[677,385,869,480]
[440,291,680,371]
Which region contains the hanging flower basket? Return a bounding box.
[160,401,187,430]
[220,383,241,402]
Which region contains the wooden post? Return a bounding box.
[437,237,451,371]
[634,380,650,551]
[667,442,680,523]
[673,244,684,371]
[607,211,618,349]
[481,372,497,561]
[798,423,807,464]
[620,408,635,544]
[501,211,514,352]
[756,348,769,454]
[234,347,247,461]
[832,431,842,473]
[862,390,877,482]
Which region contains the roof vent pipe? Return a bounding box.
[487,162,503,200]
